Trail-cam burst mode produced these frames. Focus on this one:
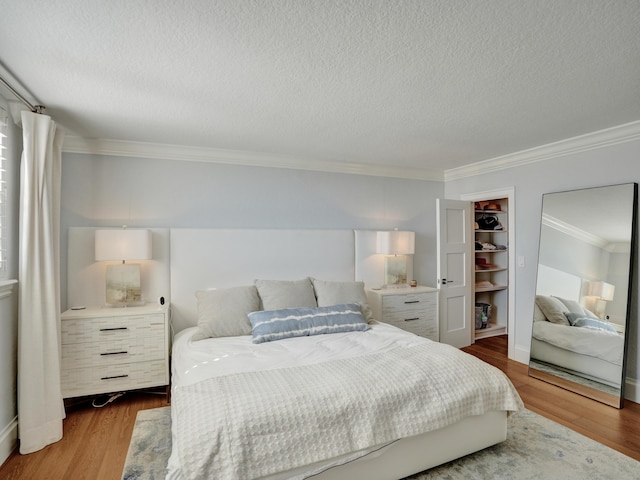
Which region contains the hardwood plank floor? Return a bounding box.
[462,335,640,462]
[1,335,638,479]
[0,391,168,480]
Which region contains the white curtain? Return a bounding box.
[17,111,65,454]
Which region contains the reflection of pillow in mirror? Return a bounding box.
[533,303,547,322]
[564,312,584,325]
[568,314,618,333]
[536,295,570,325]
[554,296,586,316]
[583,308,599,319]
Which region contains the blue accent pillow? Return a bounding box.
[248,303,369,344]
[565,313,618,333]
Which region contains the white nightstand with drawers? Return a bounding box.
[60,304,169,399]
[366,286,439,341]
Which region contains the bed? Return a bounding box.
[166,228,523,480]
[530,295,624,387]
[530,265,625,388]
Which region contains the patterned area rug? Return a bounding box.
[122,407,639,479]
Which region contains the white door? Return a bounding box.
[436,199,473,348]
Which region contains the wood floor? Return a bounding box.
[462,335,640,462]
[1,335,638,479]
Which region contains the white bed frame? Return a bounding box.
[169,228,507,479]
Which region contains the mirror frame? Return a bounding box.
[528,183,638,408]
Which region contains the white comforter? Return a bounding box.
[169,322,522,480]
[532,321,624,365]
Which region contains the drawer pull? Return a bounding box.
[100,327,128,332]
[100,351,128,356]
[404,317,420,321]
[101,374,129,380]
[404,300,420,304]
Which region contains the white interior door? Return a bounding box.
[436,199,473,348]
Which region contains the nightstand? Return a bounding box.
[366,286,439,341]
[60,304,169,399]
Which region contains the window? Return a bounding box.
[0,104,7,275]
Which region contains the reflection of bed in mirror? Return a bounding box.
[530,265,624,391]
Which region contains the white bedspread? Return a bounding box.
[532,321,623,365]
[170,323,522,480]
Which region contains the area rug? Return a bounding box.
[122,407,639,479]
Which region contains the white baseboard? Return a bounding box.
[624,377,639,404]
[512,345,530,365]
[0,417,18,466]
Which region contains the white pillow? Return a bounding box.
[192,286,259,340]
[254,278,317,310]
[554,296,587,316]
[533,303,547,322]
[311,278,374,323]
[535,295,570,325]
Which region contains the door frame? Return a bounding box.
[461,187,516,360]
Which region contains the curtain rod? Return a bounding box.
[0,73,45,114]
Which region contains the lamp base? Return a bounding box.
[105,263,143,306]
[384,255,408,287]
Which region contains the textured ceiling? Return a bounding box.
[1,0,639,174]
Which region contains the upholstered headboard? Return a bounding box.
[536,264,583,301]
[169,228,358,333]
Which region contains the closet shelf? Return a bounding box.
[475,322,507,339]
[475,285,508,293]
[473,196,509,342]
[475,209,507,214]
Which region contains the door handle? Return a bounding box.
[101,374,129,380]
[441,279,455,284]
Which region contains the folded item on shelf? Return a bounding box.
[475,280,494,289]
[474,201,502,212]
[475,258,494,269]
[475,264,495,270]
[476,215,500,230]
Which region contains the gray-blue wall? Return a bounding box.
[60,153,444,308]
[446,138,640,395]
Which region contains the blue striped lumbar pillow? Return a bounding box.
[248,303,369,344]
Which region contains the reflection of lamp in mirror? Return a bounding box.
[588,280,615,320]
[376,230,415,288]
[95,228,152,307]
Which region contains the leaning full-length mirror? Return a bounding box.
[529,183,637,408]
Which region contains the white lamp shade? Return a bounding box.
[95,229,152,261]
[589,281,615,301]
[376,230,415,255]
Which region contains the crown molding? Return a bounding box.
[542,213,608,250]
[62,136,444,182]
[445,121,640,182]
[61,120,640,183]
